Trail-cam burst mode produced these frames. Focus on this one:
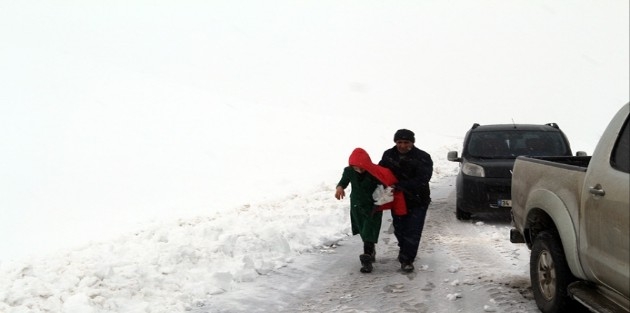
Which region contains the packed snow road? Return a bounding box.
[194,177,542,313]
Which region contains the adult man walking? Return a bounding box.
[379,129,433,272]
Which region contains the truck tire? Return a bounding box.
[530,231,576,313]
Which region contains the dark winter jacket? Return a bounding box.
[379,146,433,207]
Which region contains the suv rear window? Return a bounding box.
[467,130,570,158]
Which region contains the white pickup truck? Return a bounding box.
[510,103,629,313]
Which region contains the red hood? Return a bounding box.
[348,148,397,186]
[348,147,373,169]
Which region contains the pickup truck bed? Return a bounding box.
[520,155,591,169]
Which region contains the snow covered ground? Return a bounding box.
[0,1,628,312]
[192,176,541,313]
[2,173,543,313]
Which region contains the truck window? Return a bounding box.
[611,117,630,173]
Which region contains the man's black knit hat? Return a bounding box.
[394,129,415,143]
[394,129,416,142]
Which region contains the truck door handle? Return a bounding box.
[589,184,606,197]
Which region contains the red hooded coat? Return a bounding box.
[348,148,407,215]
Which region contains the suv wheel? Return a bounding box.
[530,231,576,313]
[455,201,471,220]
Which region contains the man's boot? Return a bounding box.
[398,252,414,273]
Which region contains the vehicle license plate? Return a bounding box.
[498,199,512,207]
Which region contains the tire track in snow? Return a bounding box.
[423,196,538,313]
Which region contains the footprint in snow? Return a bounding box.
[421,282,435,291]
[400,301,429,313]
[383,283,405,293]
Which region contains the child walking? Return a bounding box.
[335,148,406,273]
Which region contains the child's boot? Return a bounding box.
[359,242,376,273]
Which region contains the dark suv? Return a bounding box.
[447,123,583,220]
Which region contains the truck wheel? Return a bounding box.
[530,231,576,313]
[455,202,471,220]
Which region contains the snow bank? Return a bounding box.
[0,185,349,313]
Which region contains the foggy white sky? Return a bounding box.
[0,0,628,261]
